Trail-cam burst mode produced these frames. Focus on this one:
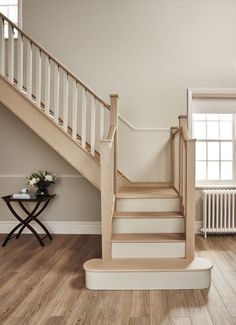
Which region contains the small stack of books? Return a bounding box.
[11,192,36,199]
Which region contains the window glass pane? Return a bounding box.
[208,162,219,180]
[221,162,233,180]
[0,1,9,5]
[208,142,219,160]
[207,114,219,121]
[0,5,8,16]
[196,142,206,160]
[9,6,17,23]
[193,114,206,121]
[221,142,233,160]
[193,112,234,184]
[193,121,206,139]
[220,121,232,140]
[8,0,18,4]
[196,161,206,180]
[219,114,232,121]
[207,121,219,139]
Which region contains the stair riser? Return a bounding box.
[85,270,211,290]
[116,198,180,212]
[113,218,184,233]
[112,242,185,258]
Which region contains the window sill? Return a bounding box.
[196,184,236,189]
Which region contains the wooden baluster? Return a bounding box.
[8,23,14,83]
[44,55,50,115]
[90,96,96,156]
[17,32,23,91]
[53,63,59,123]
[185,139,196,260]
[109,94,119,194]
[35,47,42,108]
[26,39,32,99]
[100,104,105,140]
[72,80,78,140]
[0,17,5,75]
[63,71,68,132]
[81,88,87,149]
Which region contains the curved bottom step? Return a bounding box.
[84,257,213,290]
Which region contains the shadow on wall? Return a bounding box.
[0,103,101,222]
[118,121,171,182]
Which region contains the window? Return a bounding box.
[193,113,234,185]
[0,0,21,37]
[0,0,20,24]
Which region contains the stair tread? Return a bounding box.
[117,186,179,199]
[113,211,183,218]
[84,257,213,272]
[112,233,185,243]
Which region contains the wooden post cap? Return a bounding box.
[110,94,119,98]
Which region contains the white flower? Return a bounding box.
[45,174,53,182]
[29,178,37,186]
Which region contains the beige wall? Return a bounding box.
[1,0,236,222]
[22,0,236,182]
[195,189,203,222]
[22,0,236,128]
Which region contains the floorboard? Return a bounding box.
[1,234,236,324]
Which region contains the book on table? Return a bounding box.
[11,193,36,199]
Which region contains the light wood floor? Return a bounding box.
[1,234,236,324]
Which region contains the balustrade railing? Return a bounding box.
[0,12,110,158]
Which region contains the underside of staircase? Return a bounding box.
[0,13,212,290]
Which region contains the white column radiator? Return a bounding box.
[202,189,236,237]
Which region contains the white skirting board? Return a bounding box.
[0,221,203,235]
[0,221,101,234]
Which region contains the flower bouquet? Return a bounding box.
[26,170,56,197]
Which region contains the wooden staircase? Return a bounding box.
[84,107,212,289]
[0,13,212,290]
[85,182,212,289]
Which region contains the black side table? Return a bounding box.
[1,194,56,247]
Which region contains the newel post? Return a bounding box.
[185,139,196,260]
[110,94,119,194]
[178,115,188,210]
[100,139,112,259]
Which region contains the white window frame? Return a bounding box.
[18,0,22,28]
[188,88,236,187]
[0,0,22,30]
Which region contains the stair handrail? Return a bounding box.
[0,12,110,109]
[179,116,196,260]
[119,115,171,132]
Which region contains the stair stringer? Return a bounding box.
[0,76,101,189]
